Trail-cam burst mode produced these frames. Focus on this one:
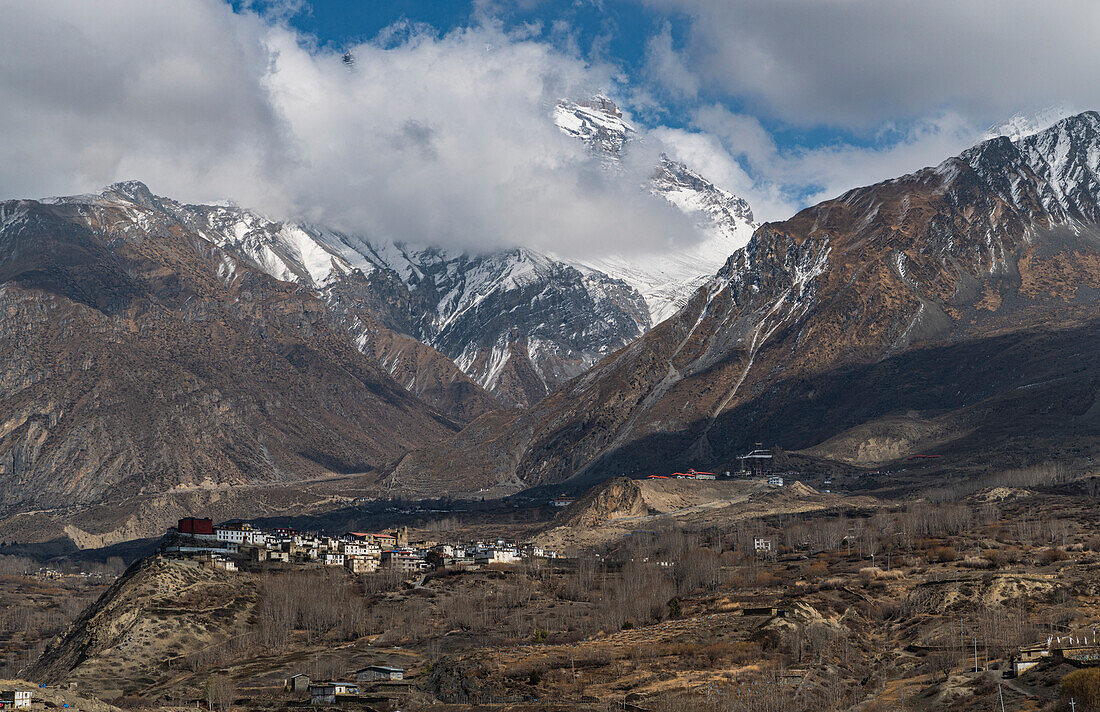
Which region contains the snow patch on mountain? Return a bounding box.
[553,96,634,156]
[982,105,1075,143]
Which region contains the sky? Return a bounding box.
[1,0,1096,258]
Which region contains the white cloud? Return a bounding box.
[0,0,283,201]
[3,0,1087,259]
[655,106,984,222]
[0,0,696,258]
[642,0,1100,130]
[642,22,699,101]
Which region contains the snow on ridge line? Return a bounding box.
[981,105,1075,143]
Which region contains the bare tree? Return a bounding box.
[204,674,236,712]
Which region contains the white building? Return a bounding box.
[206,557,237,572]
[475,548,520,565]
[754,537,774,553]
[322,552,345,566]
[0,691,31,709]
[341,541,379,556]
[214,524,266,545]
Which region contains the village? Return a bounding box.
[11,466,1100,711]
[161,518,561,576]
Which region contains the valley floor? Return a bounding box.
[6,465,1100,711]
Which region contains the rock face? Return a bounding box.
[367,246,651,409]
[555,476,649,529]
[0,186,458,512]
[389,111,1100,493]
[90,186,500,418]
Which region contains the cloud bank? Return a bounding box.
[1,0,1094,253]
[642,0,1100,129]
[0,0,694,257]
[655,109,986,221]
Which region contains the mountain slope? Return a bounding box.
[582,157,758,324]
[98,185,499,420]
[0,186,457,513]
[387,111,1100,494]
[147,192,649,409]
[68,97,751,412]
[368,245,650,409]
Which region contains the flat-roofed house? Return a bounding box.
[345,554,379,574]
[285,673,311,692]
[355,665,404,683]
[308,681,358,704]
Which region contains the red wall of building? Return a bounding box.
[178,518,214,535]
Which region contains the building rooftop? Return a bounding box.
[356,665,404,673]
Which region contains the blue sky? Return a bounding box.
[244,0,878,150]
[263,0,857,140]
[224,0,1089,219]
[3,1,1097,256]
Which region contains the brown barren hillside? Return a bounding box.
[0,184,457,524]
[537,476,855,551]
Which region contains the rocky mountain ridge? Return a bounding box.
[0,187,459,514]
[386,111,1100,495]
[47,96,756,412]
[115,185,651,410]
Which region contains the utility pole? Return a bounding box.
[973,635,978,673]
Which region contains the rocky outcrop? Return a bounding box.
[555,477,650,528]
[27,557,258,697]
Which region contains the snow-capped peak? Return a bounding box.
[581,156,758,324]
[553,96,635,155]
[981,105,1076,143]
[553,96,759,324]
